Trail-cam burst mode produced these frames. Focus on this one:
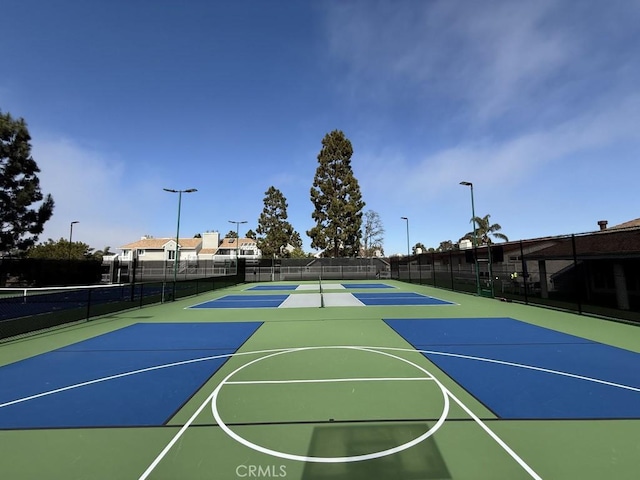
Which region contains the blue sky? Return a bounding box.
[2,0,640,255]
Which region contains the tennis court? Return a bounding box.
[0,280,639,479]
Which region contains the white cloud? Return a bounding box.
[32,136,163,251]
[359,93,640,204]
[322,0,638,126]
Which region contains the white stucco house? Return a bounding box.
[118,232,261,262]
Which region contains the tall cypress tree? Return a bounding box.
[307,130,365,257]
[256,186,298,257]
[0,111,54,253]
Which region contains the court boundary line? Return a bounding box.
[5,344,638,478]
[3,344,638,410]
[416,348,640,393]
[208,346,450,464]
[187,294,289,309]
[351,292,458,307]
[0,348,292,409]
[137,345,547,480]
[186,291,458,309]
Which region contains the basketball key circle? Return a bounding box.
[210,346,450,463]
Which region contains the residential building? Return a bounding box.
[117,232,261,263]
[119,236,202,262]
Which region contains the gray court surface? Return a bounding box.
[278,293,365,308]
[295,283,345,291]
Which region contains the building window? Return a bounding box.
[168,250,176,260]
[137,249,145,256]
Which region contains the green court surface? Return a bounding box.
[1,280,639,480]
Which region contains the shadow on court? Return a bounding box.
[302,423,451,480]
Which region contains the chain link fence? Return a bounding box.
[0,261,245,341]
[246,257,391,282]
[390,227,640,324]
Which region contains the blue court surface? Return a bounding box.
[247,285,298,291]
[191,294,289,309]
[341,283,394,289]
[0,322,261,429]
[385,318,640,419]
[354,292,453,306]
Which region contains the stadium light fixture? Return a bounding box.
[228,220,248,262]
[401,216,411,283]
[164,188,197,299]
[460,181,481,295]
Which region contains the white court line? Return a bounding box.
[138,345,542,479]
[0,347,294,409]
[348,346,542,479]
[225,377,434,385]
[415,348,640,393]
[138,346,309,480]
[443,383,543,479]
[5,343,636,478]
[4,343,637,411]
[209,346,450,464]
[138,343,640,478]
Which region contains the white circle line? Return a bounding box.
[138,343,583,480]
[210,346,449,463]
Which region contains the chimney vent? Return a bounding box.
[597,220,608,231]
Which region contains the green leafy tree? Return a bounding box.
[256,186,300,258]
[362,210,385,257]
[289,247,308,258]
[290,231,303,249]
[465,214,509,244]
[412,242,427,255]
[225,230,238,239]
[437,240,456,252]
[307,130,365,257]
[26,238,94,260]
[0,111,55,253]
[245,229,256,239]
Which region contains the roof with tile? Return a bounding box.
[610,218,640,229]
[120,237,202,250]
[525,227,640,259]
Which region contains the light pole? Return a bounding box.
[228,220,247,264]
[401,216,411,282]
[68,221,79,260]
[164,188,197,297]
[460,181,481,295]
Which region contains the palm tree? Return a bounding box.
[92,246,112,260]
[466,214,508,245]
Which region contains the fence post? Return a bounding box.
[449,251,454,291]
[571,234,582,315]
[431,252,436,287]
[519,241,529,305]
[130,258,137,302]
[86,288,92,321]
